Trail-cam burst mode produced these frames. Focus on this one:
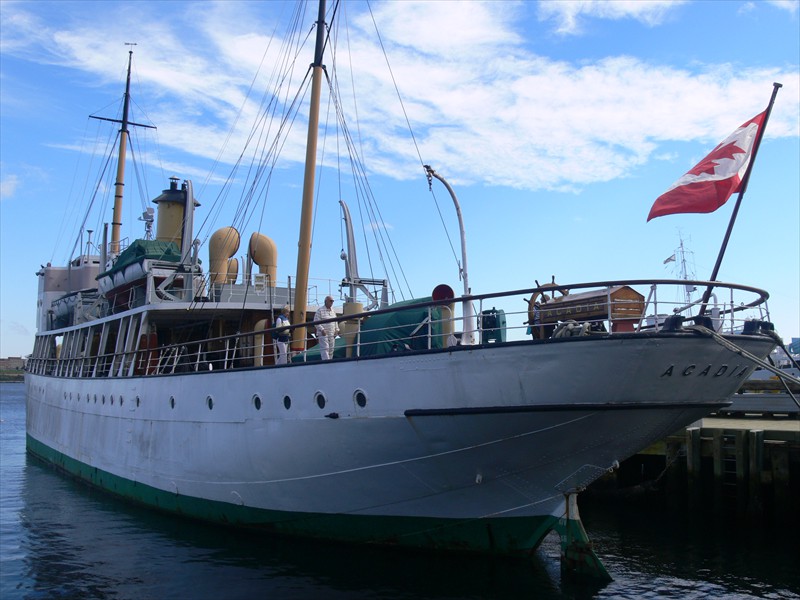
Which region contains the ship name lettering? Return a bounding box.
[661,363,730,377]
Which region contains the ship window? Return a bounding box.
[120,396,124,407]
[136,396,140,408]
[283,395,291,410]
[354,390,367,408]
[315,392,326,409]
[207,396,214,410]
[253,395,262,410]
[94,395,97,404]
[63,392,67,400]
[77,394,81,402]
[170,396,175,409]
[110,395,114,405]
[102,395,105,405]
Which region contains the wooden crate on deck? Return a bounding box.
[539,286,644,332]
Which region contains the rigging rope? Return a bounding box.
[365,0,462,279]
[687,325,800,408]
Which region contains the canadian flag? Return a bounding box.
[647,111,766,221]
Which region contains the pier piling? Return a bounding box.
[588,394,799,524]
[748,429,764,518]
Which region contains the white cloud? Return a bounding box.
[767,0,799,14]
[537,0,687,35]
[0,174,20,200]
[1,1,797,197]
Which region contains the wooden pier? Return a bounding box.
[587,393,800,524]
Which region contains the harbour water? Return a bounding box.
[2,382,798,599]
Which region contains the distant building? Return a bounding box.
[0,356,25,370]
[789,337,800,356]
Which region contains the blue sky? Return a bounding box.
[1,0,798,357]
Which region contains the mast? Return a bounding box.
[291,0,327,353]
[110,48,134,256]
[677,235,695,305]
[90,46,156,258]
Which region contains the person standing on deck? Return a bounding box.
[275,306,291,364]
[314,295,339,360]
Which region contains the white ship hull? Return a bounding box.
[25,332,774,554]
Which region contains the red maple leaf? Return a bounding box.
[687,141,745,176]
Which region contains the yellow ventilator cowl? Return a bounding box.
[249,232,277,286]
[226,258,239,284]
[209,227,241,285]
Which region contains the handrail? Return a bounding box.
[25,279,773,378]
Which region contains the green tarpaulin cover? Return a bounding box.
[293,297,446,362]
[98,239,181,279]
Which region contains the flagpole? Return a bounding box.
[698,82,782,317]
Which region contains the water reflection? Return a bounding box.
[19,456,568,599]
[579,496,800,599]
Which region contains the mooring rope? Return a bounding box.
[686,324,800,409]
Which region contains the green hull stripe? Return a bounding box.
[26,434,557,556]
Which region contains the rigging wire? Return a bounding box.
[323,65,409,301]
[181,0,427,312]
[184,1,313,315]
[50,115,95,263]
[364,0,462,275]
[67,136,118,263]
[322,5,414,299]
[177,0,457,312]
[193,1,311,243]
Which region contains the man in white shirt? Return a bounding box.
[274,306,291,364]
[314,295,339,360]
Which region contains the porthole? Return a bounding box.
[94,394,97,404]
[315,392,326,409]
[77,393,81,402]
[110,395,115,406]
[253,394,262,410]
[354,389,367,408]
[102,395,106,405]
[207,396,214,410]
[170,396,175,409]
[283,395,291,410]
[120,396,124,407]
[136,396,140,408]
[64,392,67,400]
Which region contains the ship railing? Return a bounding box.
[24,279,771,377]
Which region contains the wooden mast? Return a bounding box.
[110,49,134,256]
[291,0,327,353]
[91,46,155,257]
